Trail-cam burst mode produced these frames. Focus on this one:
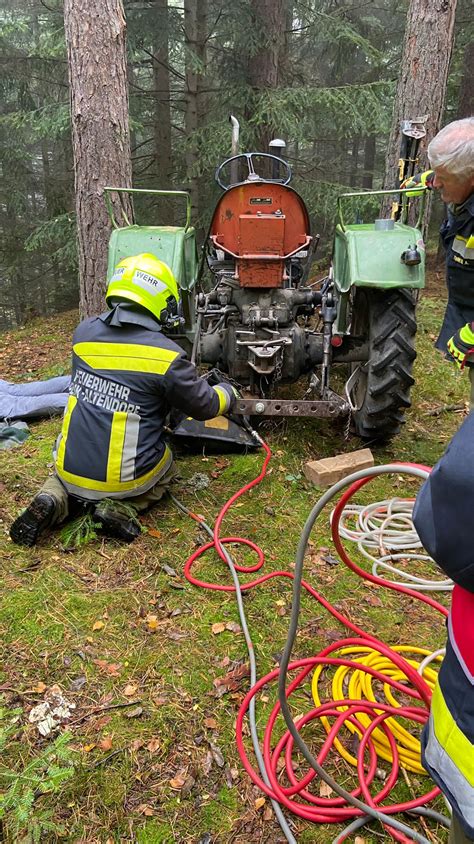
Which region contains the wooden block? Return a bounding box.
[303,449,374,488]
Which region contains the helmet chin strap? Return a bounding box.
[160,295,182,328]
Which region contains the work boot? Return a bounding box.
[93,498,142,543]
[10,493,57,546]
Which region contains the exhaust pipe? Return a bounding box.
[229,114,240,185]
[269,137,286,180]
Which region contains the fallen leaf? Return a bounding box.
[169,770,187,789]
[210,742,225,767]
[130,738,146,752]
[147,737,160,753]
[213,662,250,697]
[83,743,96,753]
[99,736,113,751]
[148,529,162,538]
[70,675,87,692]
[34,682,47,694]
[125,706,143,719]
[225,622,241,633]
[355,838,366,844]
[92,659,122,676]
[365,593,383,607]
[92,620,105,631]
[166,629,186,641]
[137,804,154,816]
[212,622,226,635]
[94,715,112,731]
[123,683,138,697]
[202,750,213,775]
[319,780,334,798]
[204,717,218,729]
[255,797,266,809]
[146,614,159,631]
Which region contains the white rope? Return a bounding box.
[333,498,453,592]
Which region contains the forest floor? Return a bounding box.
[0,260,464,844]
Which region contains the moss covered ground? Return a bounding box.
[0,272,462,843]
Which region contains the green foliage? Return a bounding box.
[25,213,78,272]
[0,103,71,141]
[59,512,101,550]
[0,708,75,843]
[0,0,468,328]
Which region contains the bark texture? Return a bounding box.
[64,0,133,318]
[382,0,457,224]
[153,0,172,190]
[248,0,287,152]
[184,0,207,222]
[457,39,474,119]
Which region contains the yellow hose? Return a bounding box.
[311,645,442,774]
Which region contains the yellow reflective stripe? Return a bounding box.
[106,412,127,484]
[57,444,172,494]
[55,395,77,471]
[213,386,229,415]
[74,342,178,375]
[431,682,474,787]
[453,236,474,260]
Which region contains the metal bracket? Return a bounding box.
[235,397,348,418]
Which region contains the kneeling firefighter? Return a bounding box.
[10,254,238,545]
[413,413,474,844]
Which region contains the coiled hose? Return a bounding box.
[335,497,453,591]
[178,443,450,843]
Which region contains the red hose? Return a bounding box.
[182,443,445,840]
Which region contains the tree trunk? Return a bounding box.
[349,136,360,187]
[64,0,133,319]
[153,0,172,187]
[184,0,199,221]
[457,39,474,118]
[362,136,376,190]
[381,0,457,226]
[183,0,208,226]
[248,0,286,152]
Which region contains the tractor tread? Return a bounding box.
[350,289,417,442]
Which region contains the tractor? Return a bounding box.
[105,119,426,443]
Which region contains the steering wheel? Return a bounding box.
[215,152,292,191]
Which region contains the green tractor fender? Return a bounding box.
[104,187,198,337]
[331,187,428,441]
[332,188,426,335]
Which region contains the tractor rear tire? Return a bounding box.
[349,288,417,442]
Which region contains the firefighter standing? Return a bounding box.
[404,117,474,398]
[414,412,474,843]
[10,254,237,545]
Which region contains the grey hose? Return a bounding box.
[278,463,442,844]
[170,480,298,844]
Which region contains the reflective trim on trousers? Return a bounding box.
[431,683,474,787]
[424,719,474,836]
[57,445,173,500]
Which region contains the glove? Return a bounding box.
[213,381,240,414]
[447,323,474,369]
[400,170,435,196]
